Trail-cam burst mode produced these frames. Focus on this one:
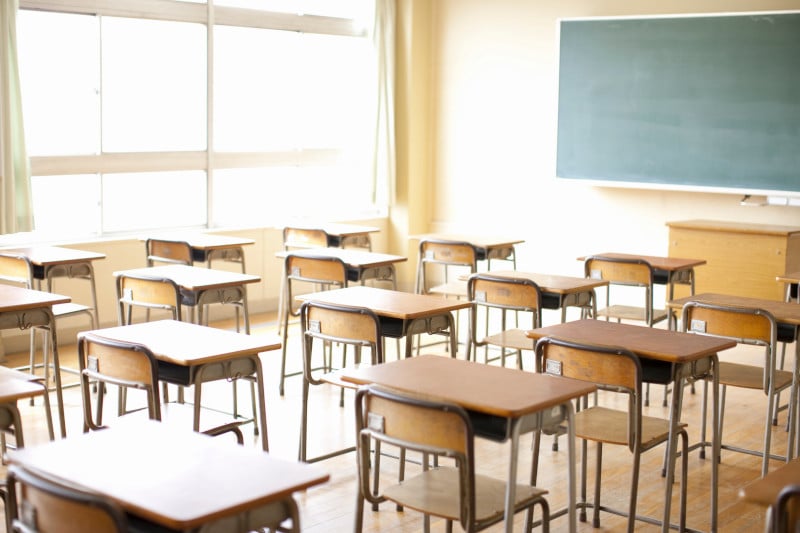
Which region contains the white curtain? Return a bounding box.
[371,0,396,206]
[0,0,33,234]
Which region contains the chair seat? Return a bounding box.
[52,302,93,319]
[428,280,468,299]
[482,329,534,352]
[383,466,547,524]
[596,305,668,324]
[320,364,373,389]
[719,362,794,391]
[575,406,686,448]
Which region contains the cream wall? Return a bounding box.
[393,0,800,284]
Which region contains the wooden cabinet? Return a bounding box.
[667,220,800,301]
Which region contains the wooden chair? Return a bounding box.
[466,273,542,369]
[144,238,193,267]
[534,336,688,532]
[282,227,329,250]
[681,301,796,477]
[415,239,477,355]
[77,332,246,443]
[354,384,550,533]
[279,254,348,395]
[415,239,477,298]
[116,272,183,325]
[772,483,800,533]
[4,463,128,533]
[0,253,95,392]
[584,255,671,407]
[298,301,383,463]
[0,367,55,452]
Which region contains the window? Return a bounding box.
[16,0,381,238]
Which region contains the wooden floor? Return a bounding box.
[0,310,792,532]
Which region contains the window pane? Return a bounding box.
[32,175,100,235]
[17,11,100,156]
[299,33,375,150]
[211,165,371,227]
[102,171,207,232]
[214,27,300,151]
[102,17,207,152]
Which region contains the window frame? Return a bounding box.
[18,0,381,235]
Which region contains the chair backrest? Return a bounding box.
[416,239,477,294]
[467,273,543,327]
[355,384,476,528]
[584,255,662,325]
[773,483,800,533]
[285,254,348,287]
[116,273,183,325]
[6,464,128,533]
[0,253,34,288]
[77,333,161,431]
[681,300,777,392]
[145,238,193,266]
[300,301,384,378]
[535,336,642,451]
[283,227,328,250]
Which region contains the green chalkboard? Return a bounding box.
[556,12,800,194]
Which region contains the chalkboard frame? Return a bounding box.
[555,11,800,197]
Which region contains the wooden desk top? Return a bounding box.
[80,320,281,366]
[667,293,800,326]
[296,286,471,320]
[580,252,706,272]
[739,458,800,506]
[667,219,800,237]
[473,270,609,294]
[527,319,736,364]
[281,222,379,237]
[0,285,70,313]
[777,272,800,284]
[340,354,595,419]
[6,419,329,530]
[1,246,106,265]
[113,265,260,291]
[275,248,406,268]
[410,233,525,250]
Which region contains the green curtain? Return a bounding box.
[0,0,33,235]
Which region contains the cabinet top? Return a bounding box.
[667,219,800,236]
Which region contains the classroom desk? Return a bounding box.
[777,271,800,303]
[470,270,609,322]
[0,285,70,438]
[296,286,472,358]
[411,233,524,266]
[142,233,255,270]
[340,354,596,533]
[580,252,706,299]
[527,319,736,533]
[739,458,800,529]
[276,248,406,287]
[2,245,104,325]
[80,319,279,451]
[113,264,260,333]
[667,292,800,334]
[6,419,329,532]
[283,222,380,249]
